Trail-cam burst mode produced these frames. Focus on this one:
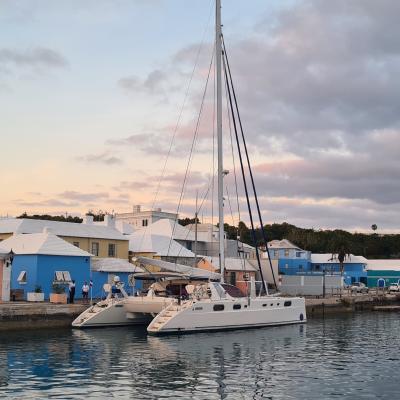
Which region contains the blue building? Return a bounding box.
[0,230,93,300]
[366,260,400,287]
[269,239,368,285]
[91,257,143,298]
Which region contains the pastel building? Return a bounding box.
[0,230,92,300]
[91,258,143,298]
[115,205,178,228]
[366,260,400,288]
[0,216,129,260]
[0,246,11,301]
[269,239,368,285]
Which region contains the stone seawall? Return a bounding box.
[306,294,400,317]
[0,303,87,331]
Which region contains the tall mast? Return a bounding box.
[216,0,224,282]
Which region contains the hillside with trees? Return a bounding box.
[231,221,400,259]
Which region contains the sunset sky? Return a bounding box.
[1,0,399,233]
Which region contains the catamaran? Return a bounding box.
[147,0,306,334]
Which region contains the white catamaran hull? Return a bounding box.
[72,299,151,328]
[147,297,306,334]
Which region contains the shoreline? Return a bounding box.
[1,293,399,331]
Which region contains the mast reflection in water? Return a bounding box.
[0,313,399,399]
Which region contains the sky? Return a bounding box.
[1,0,399,233]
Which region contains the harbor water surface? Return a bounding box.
[0,312,398,399]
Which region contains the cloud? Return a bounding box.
[118,69,169,96]
[16,199,79,208]
[60,191,110,202]
[0,47,68,69]
[76,152,123,165]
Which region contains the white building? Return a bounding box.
[115,205,178,228]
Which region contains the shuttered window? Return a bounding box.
[17,271,27,284]
[54,271,71,282]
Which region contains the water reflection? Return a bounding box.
[0,314,399,399]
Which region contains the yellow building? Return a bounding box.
[0,215,129,260]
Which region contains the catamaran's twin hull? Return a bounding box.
[147,297,306,334]
[72,300,151,328]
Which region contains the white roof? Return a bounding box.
[204,257,258,272]
[0,232,92,257]
[114,220,136,235]
[311,253,368,264]
[135,256,220,280]
[0,244,8,256]
[0,218,127,241]
[136,219,196,241]
[366,260,400,271]
[268,239,301,250]
[91,258,145,273]
[128,233,196,257]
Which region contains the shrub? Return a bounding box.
[52,283,65,294]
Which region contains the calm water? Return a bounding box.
[0,313,399,399]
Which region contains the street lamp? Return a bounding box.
[6,249,14,267]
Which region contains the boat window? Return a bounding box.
[220,284,246,298]
[244,305,247,308]
[262,304,267,307]
[270,303,274,306]
[277,303,280,306]
[213,304,224,311]
[233,304,241,310]
[194,307,203,311]
[284,301,292,307]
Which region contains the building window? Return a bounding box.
[274,250,279,258]
[108,243,116,257]
[73,242,80,248]
[17,271,27,284]
[54,271,71,283]
[299,265,303,271]
[314,265,321,271]
[229,272,236,286]
[296,251,302,258]
[284,249,290,257]
[91,242,99,256]
[142,219,148,227]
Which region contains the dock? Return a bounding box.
[0,302,87,331]
[306,292,400,316]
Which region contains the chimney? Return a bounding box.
[132,205,141,214]
[104,214,115,227]
[83,215,94,225]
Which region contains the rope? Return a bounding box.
[167,48,215,258]
[222,47,267,295]
[222,35,277,289]
[137,0,214,252]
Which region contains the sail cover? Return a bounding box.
[134,256,220,281]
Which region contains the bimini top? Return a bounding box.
[134,256,220,281]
